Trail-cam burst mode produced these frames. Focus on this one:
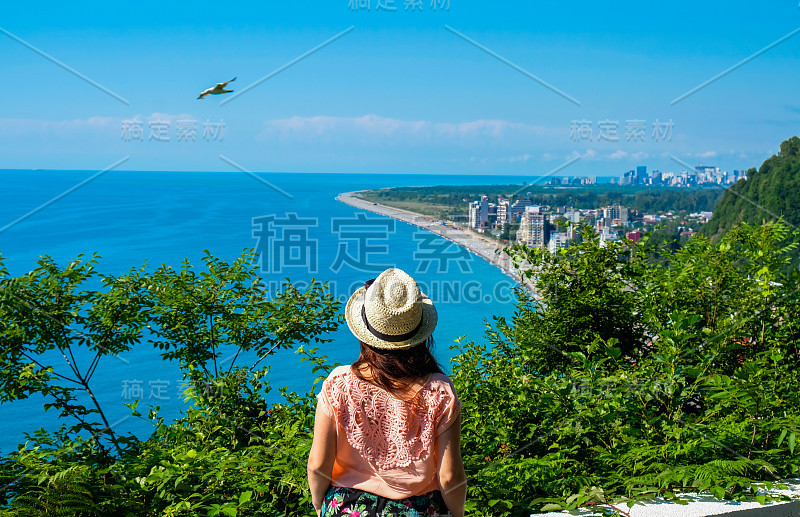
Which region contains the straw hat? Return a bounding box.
[345,268,437,350]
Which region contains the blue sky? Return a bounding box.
[1,0,799,176]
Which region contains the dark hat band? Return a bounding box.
[361,305,423,343]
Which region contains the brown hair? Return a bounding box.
[352,337,444,398]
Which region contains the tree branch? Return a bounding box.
[210,313,218,377]
[20,352,80,384]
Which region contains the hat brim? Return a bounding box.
[345,286,438,350]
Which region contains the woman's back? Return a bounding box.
[318,365,461,499]
[307,268,465,517]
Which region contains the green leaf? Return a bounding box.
[789,432,796,455]
[540,503,563,511]
[239,490,253,505]
[777,428,788,446]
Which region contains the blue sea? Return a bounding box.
[0,170,525,454]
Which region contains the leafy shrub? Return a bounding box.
[2,223,800,516]
[0,250,341,516]
[451,221,800,515]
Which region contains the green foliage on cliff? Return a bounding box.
[0,251,341,516]
[453,221,800,515]
[2,221,800,515]
[704,136,800,237]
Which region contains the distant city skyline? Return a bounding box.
[1,1,799,175]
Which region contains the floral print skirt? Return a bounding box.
[321,485,450,517]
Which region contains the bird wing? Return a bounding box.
[198,77,236,97]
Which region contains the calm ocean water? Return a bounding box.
[0,170,524,453]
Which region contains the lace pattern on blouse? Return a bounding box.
[323,368,454,470]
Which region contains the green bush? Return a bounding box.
[0,250,341,516]
[452,220,800,515]
[1,223,800,516]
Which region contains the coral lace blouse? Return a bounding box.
[317,365,461,499]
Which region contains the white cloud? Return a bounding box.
[258,114,555,146]
[609,150,628,159]
[139,112,195,124]
[0,113,196,139]
[696,150,717,158]
[499,153,533,163]
[567,149,598,161]
[631,151,649,160]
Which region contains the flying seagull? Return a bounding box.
[197,77,237,99]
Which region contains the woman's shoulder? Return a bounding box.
[422,374,461,426]
[328,364,353,378]
[424,373,459,399]
[427,372,456,386]
[322,365,354,386]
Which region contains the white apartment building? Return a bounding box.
[497,198,511,228]
[564,210,581,224]
[509,198,532,217]
[516,206,548,248]
[602,205,629,224]
[469,196,489,229]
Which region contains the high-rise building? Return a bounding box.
[619,169,635,185]
[509,198,532,216]
[636,165,647,184]
[651,170,662,184]
[602,205,628,224]
[565,210,581,224]
[496,198,511,228]
[468,196,489,229]
[516,206,549,248]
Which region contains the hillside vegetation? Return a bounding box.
[705,136,800,237]
[1,220,799,515]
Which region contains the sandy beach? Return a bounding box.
[336,190,535,293]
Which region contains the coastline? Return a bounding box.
[336,190,535,294]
